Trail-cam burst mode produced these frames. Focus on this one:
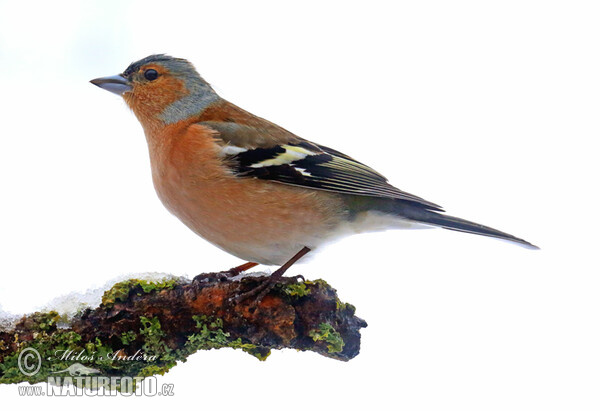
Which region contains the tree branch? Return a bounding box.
[0,272,367,385]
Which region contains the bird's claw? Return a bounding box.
[232,274,305,304]
[193,262,259,284]
[192,270,234,284]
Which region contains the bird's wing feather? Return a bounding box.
[201,121,443,211]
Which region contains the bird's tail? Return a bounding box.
[347,196,538,249]
[397,205,538,249]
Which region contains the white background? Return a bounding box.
[1,0,598,409]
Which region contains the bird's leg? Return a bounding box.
[234,246,311,303]
[193,261,259,284]
[225,261,260,277]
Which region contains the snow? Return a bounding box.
[0,272,188,331]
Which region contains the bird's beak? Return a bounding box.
[90,74,132,96]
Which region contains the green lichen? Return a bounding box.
[101,278,178,307]
[0,312,176,387]
[0,309,273,387]
[0,313,90,385]
[24,311,62,332]
[304,279,330,288]
[138,278,178,293]
[309,323,345,354]
[137,364,172,378]
[120,331,137,346]
[181,315,271,361]
[241,346,271,361]
[336,299,356,315]
[280,282,311,298]
[139,316,170,355]
[279,278,333,299]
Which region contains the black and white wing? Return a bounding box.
[218,138,443,211]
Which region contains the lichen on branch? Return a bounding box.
[0,272,367,386]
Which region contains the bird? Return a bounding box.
[90,54,536,296]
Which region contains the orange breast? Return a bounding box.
[145,123,346,265]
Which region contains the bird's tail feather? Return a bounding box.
[398,206,538,249]
[345,196,538,249]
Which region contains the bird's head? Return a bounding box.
[91,54,219,127]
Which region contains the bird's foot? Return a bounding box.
[233,246,311,304]
[192,262,259,284]
[233,272,305,304]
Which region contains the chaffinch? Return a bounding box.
[91,54,536,286]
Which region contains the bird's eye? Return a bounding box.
[144,69,159,81]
